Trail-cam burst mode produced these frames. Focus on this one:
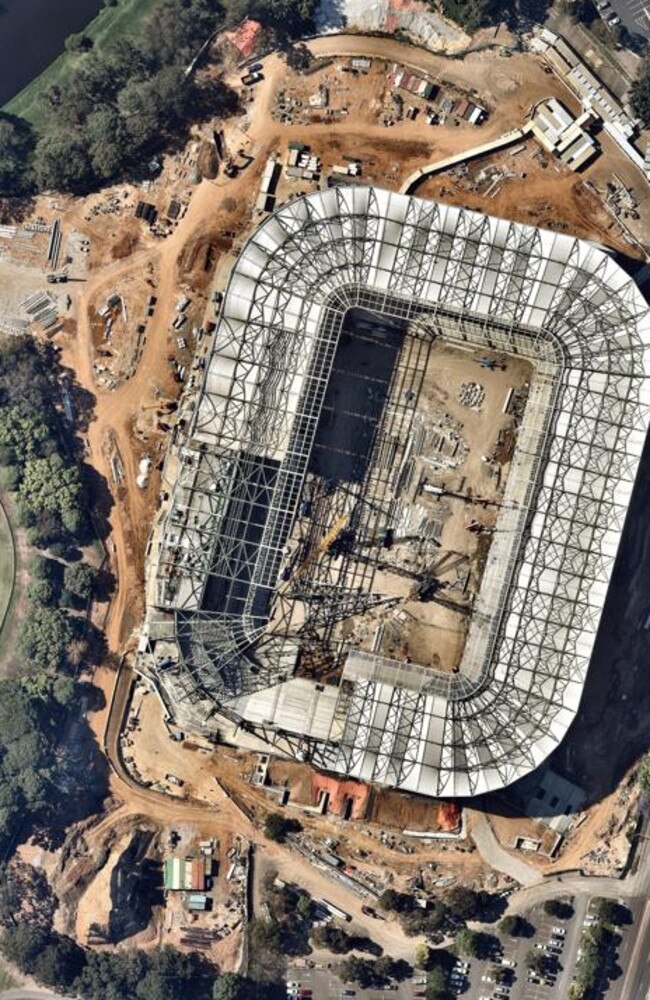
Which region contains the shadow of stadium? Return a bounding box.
[486,424,650,819]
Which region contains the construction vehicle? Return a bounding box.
[477,355,506,370]
[278,512,350,593]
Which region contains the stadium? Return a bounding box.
[143,186,650,798]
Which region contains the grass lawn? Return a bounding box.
[0,499,16,640]
[4,0,165,128]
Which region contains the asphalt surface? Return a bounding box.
[287,966,417,1000]
[595,0,650,41]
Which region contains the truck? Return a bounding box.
[165,773,184,787]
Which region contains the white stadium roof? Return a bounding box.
[152,186,650,797]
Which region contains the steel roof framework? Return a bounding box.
[150,186,650,797]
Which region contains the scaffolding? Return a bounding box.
[147,186,650,797]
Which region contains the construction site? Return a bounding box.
[137,177,650,802]
[4,28,650,975]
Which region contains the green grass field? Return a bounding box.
[4,0,165,128]
[0,499,16,642]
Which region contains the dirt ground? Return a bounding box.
[417,141,635,254]
[369,789,460,833]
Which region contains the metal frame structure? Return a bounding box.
[147,186,650,797]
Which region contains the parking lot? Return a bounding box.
[594,0,650,40]
[286,966,420,1000]
[286,899,584,1000]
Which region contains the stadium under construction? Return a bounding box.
[140,186,650,798]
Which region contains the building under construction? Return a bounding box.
[141,186,650,798]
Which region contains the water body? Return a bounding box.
[0,0,101,107]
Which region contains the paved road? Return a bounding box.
[608,898,648,1000]
[470,814,541,887]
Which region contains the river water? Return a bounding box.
[0,0,101,107]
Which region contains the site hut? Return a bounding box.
[531,97,598,171]
[185,892,209,912]
[163,856,206,893]
[143,186,650,801]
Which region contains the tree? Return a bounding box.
[33,131,93,193]
[284,43,313,71]
[136,946,209,1000]
[592,897,619,924]
[0,923,50,968]
[638,756,650,794]
[0,114,34,196]
[339,956,377,988]
[446,886,480,921]
[18,453,87,542]
[28,577,58,607]
[65,33,94,52]
[439,0,505,32]
[19,604,75,672]
[544,898,572,919]
[415,942,432,969]
[379,889,414,913]
[34,936,85,990]
[426,966,451,1000]
[117,66,189,148]
[0,406,54,465]
[245,0,317,34]
[64,562,96,601]
[374,956,411,982]
[454,928,479,958]
[632,62,650,124]
[248,918,282,953]
[311,924,351,954]
[296,894,313,921]
[526,951,547,975]
[85,107,128,181]
[263,812,301,843]
[500,914,527,937]
[213,974,251,1000]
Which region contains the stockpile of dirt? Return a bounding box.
[197,142,219,180]
[177,231,232,291]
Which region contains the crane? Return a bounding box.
[279,512,350,593]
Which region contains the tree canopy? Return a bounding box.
[263,812,301,842]
[0,0,325,196]
[631,60,650,124]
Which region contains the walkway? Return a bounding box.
[400,125,533,194]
